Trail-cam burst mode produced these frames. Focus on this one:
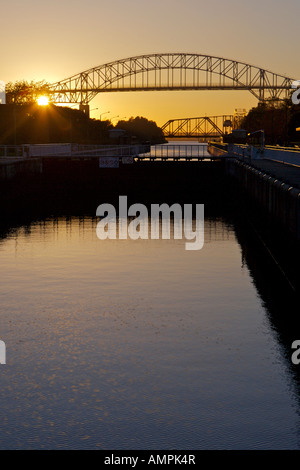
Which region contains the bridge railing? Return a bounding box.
[0,145,25,159]
[71,144,150,158]
[0,142,220,161]
[0,143,151,159]
[138,144,209,160]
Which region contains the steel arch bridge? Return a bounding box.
[49,53,294,105]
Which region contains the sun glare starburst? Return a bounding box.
[37,96,49,106]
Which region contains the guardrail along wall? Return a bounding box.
[226,158,300,241]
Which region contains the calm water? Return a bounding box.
[0,214,299,449]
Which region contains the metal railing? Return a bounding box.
[0,143,150,159]
[207,142,300,167]
[72,144,149,158]
[137,144,210,160]
[0,145,24,159]
[0,143,216,161]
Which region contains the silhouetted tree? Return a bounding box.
[5,80,51,104]
[240,100,300,145]
[0,104,113,145]
[115,116,166,144]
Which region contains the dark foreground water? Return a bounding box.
[0,214,300,449]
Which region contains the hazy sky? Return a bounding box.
[1,0,299,125]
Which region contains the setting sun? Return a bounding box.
[37,95,49,106]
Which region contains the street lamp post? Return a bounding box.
[100,111,110,121]
[248,129,265,150]
[247,129,265,160]
[13,103,17,145]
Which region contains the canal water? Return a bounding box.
[0,143,300,449]
[0,214,299,450]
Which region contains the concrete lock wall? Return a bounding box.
[0,159,42,180]
[226,159,300,241]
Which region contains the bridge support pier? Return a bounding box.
[79,104,90,117]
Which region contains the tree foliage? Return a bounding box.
[0,103,113,145]
[5,80,51,104]
[240,100,300,145]
[115,116,166,144]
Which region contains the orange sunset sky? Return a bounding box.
[1,0,299,126]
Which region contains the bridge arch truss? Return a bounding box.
[161,115,234,139]
[49,53,294,105]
